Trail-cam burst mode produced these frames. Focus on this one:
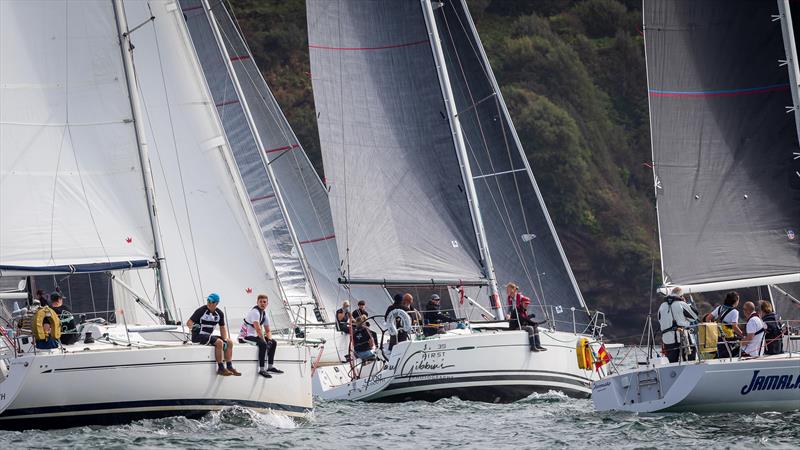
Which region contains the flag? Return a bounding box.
[594,343,611,371]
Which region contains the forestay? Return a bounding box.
[203,2,389,318]
[0,1,155,272]
[433,0,588,323]
[645,0,800,290]
[123,0,289,327]
[307,0,485,283]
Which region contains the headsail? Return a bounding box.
[645,0,800,292]
[432,0,588,322]
[307,0,486,284]
[123,0,290,326]
[201,2,389,318]
[0,0,155,272]
[769,283,800,322]
[180,0,313,317]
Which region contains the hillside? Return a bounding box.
[228,0,657,339]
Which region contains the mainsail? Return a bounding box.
[645,0,800,292]
[190,1,387,318]
[0,0,155,272]
[431,0,588,321]
[307,0,487,284]
[123,0,290,326]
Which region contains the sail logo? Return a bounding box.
[787,229,796,241]
[740,370,800,395]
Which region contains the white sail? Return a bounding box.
[0,0,155,272]
[122,0,290,327]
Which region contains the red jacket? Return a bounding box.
[507,292,530,309]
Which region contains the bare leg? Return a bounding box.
[224,338,234,362]
[214,339,223,363]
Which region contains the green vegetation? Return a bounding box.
[230,0,658,339]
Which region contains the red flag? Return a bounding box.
[458,282,465,305]
[594,343,612,371]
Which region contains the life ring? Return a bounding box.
[576,337,593,370]
[33,306,61,341]
[386,309,412,336]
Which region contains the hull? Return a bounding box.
[314,329,595,402]
[592,353,800,413]
[0,339,312,430]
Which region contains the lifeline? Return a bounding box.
[740,370,800,395]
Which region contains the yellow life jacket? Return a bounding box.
[715,306,736,339]
[32,306,61,341]
[697,323,718,357]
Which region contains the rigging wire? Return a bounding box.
[145,1,205,302]
[440,4,548,316]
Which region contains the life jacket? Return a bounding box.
[352,327,372,353]
[714,305,736,339]
[239,306,267,339]
[697,323,718,356]
[762,312,784,355]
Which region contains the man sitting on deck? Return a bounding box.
[509,296,546,352]
[187,293,241,376]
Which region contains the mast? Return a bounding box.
[112,0,175,323]
[200,0,318,318]
[777,0,800,145]
[420,0,501,317]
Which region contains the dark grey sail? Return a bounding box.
[645,0,800,291]
[180,0,312,314]
[431,0,588,324]
[307,0,487,284]
[202,2,387,318]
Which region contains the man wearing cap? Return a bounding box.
[508,295,547,352]
[352,300,378,343]
[187,293,241,376]
[423,294,457,337]
[49,291,71,317]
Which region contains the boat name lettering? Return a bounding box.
[740,370,800,395]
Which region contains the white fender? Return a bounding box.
[385,309,412,336]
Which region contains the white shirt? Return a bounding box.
[742,314,765,356]
[712,305,739,325]
[242,307,269,338]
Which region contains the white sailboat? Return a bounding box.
[0,0,311,429]
[592,0,800,413]
[307,0,606,402]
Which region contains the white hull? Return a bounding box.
[592,353,800,413]
[314,329,596,402]
[0,329,312,429]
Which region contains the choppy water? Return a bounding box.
[3,349,799,449]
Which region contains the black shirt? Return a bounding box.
[335,308,350,332]
[423,301,455,325]
[509,306,536,330]
[352,327,373,352]
[189,306,225,336]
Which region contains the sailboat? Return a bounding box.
[592,0,800,413]
[177,0,391,367]
[0,0,311,429]
[306,0,606,402]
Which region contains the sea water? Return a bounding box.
[2,348,799,449]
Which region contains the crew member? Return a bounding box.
[239,294,283,378]
[760,300,784,355]
[352,316,376,360]
[711,291,743,358]
[741,301,765,357]
[351,300,377,343]
[422,294,457,337]
[187,293,241,376]
[335,300,351,333]
[657,287,698,363]
[509,296,546,351]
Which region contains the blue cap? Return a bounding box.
[207,293,221,303]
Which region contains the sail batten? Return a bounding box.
[645,0,800,288]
